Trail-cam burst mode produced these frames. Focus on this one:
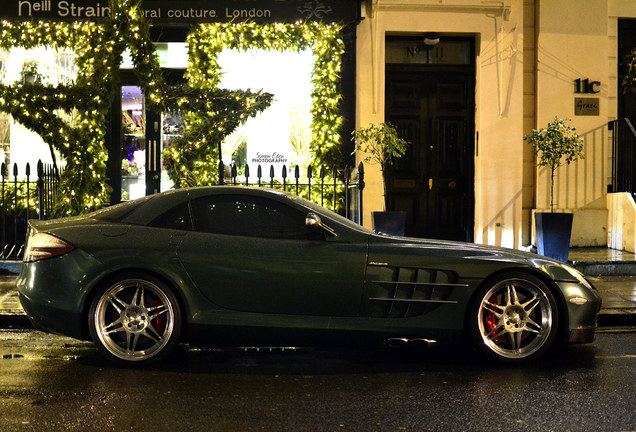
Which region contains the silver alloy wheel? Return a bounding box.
[477,277,554,360]
[92,278,176,362]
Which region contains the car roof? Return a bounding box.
[117,186,361,229]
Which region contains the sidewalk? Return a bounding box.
[569,247,636,326]
[1,247,635,329]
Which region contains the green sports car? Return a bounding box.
[17,186,601,365]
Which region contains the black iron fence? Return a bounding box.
[609,118,636,195]
[1,159,365,260]
[218,161,365,225]
[1,161,60,260]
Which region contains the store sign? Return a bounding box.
[7,0,359,23]
[574,98,599,116]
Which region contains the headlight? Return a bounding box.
[562,264,595,291]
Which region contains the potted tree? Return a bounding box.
[352,122,410,235]
[524,117,584,262]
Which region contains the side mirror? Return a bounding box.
[305,213,337,237]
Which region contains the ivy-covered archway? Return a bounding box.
[0,0,272,215]
[164,21,346,186]
[0,0,346,215]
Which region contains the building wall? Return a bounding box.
[534,0,610,247]
[357,0,636,250]
[356,0,526,248]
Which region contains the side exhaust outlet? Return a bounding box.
[386,338,409,348]
[408,338,437,348]
[385,338,437,348]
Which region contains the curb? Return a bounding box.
[597,313,636,327]
[0,261,21,276]
[572,261,636,277]
[0,314,32,329]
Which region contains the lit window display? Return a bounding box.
[217,48,314,177]
[0,45,76,173]
[118,43,188,200]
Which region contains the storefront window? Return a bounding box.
[217,48,314,177]
[120,85,146,200]
[119,85,185,200]
[0,46,76,174]
[119,42,187,200]
[116,44,315,199]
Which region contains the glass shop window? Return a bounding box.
[0,46,77,174]
[217,49,314,178]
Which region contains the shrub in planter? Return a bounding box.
[352,123,410,235]
[524,117,584,261]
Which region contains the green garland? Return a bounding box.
[0,0,270,214]
[623,47,636,94]
[187,21,346,167]
[0,20,115,215]
[163,89,274,187]
[0,0,346,214]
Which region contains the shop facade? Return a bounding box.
[0,0,360,210]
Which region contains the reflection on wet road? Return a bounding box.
[0,328,634,431]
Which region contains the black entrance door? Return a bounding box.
[385,64,475,241]
[619,19,636,124]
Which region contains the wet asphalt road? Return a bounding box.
[0,329,635,432]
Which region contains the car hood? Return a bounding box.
[367,234,581,282]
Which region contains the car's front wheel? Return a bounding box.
[469,272,559,363]
[88,273,181,365]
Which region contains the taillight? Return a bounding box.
[24,232,75,262]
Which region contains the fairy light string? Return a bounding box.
[0,0,345,214]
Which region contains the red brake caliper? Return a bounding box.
[485,295,501,345]
[152,299,164,335]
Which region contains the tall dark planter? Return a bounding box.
[535,212,573,262]
[372,211,406,236]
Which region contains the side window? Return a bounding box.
[149,203,193,231]
[190,194,310,239]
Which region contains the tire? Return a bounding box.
[469,272,559,363]
[88,273,182,365]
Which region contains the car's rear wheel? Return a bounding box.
[88,274,181,365]
[469,272,559,363]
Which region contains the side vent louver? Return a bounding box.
[366,265,466,318]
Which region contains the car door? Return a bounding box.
[175,193,367,317]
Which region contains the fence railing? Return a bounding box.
[1,160,60,260]
[218,161,365,225]
[1,159,365,260]
[609,118,636,195]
